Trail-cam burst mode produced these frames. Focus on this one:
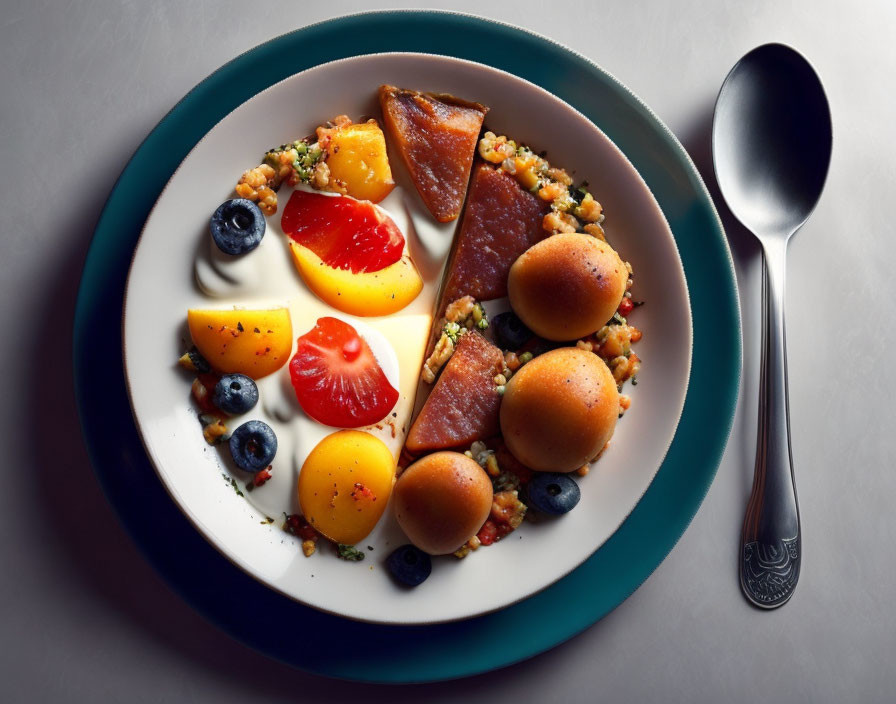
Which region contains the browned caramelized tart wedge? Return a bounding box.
[406,332,504,454]
[379,85,488,222]
[440,162,550,307]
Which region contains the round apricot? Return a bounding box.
[507,233,627,341]
[298,430,396,545]
[392,452,493,555]
[500,348,619,472]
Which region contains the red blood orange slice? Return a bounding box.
[281,190,404,274]
[289,317,399,428]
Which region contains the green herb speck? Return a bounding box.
[222,474,244,497]
[336,544,365,561]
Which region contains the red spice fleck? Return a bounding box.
[477,520,498,546]
[495,519,514,540]
[285,514,319,541]
[192,373,222,413]
[253,468,272,487]
[350,483,375,501]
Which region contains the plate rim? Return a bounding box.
[74,9,741,683]
[121,49,694,625]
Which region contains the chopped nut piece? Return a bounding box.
[492,490,527,530]
[470,440,488,457]
[493,470,521,493]
[545,167,573,185]
[422,333,455,383]
[574,192,603,222]
[583,222,607,240]
[504,351,521,371]
[538,181,566,202]
[191,378,209,405]
[445,295,476,322]
[235,164,279,214]
[454,533,482,559]
[610,355,631,383]
[542,210,579,235]
[315,114,353,149]
[310,160,330,190]
[201,418,228,445]
[478,132,516,164]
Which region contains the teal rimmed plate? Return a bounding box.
[74,10,740,682]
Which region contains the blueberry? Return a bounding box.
[386,544,432,587]
[526,473,581,515]
[210,199,265,255]
[229,420,277,472]
[213,373,259,415]
[492,311,534,350]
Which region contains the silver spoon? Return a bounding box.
[712,43,832,608]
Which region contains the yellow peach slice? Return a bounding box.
[325,122,394,203]
[298,430,396,545]
[289,242,423,317]
[186,307,292,378]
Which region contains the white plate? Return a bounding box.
[123,53,691,624]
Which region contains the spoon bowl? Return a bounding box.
[712,43,832,608]
[714,43,833,238]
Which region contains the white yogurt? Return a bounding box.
[194,185,456,523]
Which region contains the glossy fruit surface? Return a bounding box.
[281,190,403,274]
[298,430,395,545]
[491,311,533,350]
[209,199,265,254]
[323,121,395,203]
[526,473,581,515]
[508,233,628,341]
[289,317,399,428]
[212,373,258,415]
[392,451,493,555]
[229,420,277,472]
[500,348,619,472]
[288,242,422,317]
[386,544,432,587]
[187,308,292,378]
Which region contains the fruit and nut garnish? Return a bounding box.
[178,86,646,591]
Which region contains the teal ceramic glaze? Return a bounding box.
[74,11,740,682]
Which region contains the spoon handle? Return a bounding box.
[740,238,801,608]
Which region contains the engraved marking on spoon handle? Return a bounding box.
[740,238,801,608]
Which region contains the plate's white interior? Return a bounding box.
[123,53,691,624]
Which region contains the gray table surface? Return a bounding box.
[2,1,893,701]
